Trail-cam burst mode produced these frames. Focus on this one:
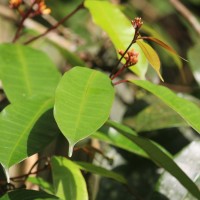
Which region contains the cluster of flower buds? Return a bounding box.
[34,0,51,15]
[9,0,51,16]
[118,49,139,67]
[9,0,22,9]
[131,17,143,30]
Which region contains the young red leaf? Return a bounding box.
[140,37,187,62]
[136,40,164,82]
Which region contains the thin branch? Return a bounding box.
[110,40,134,79]
[12,0,36,42]
[170,0,200,35]
[24,2,84,45]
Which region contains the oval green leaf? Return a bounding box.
[84,0,148,79]
[157,141,200,200]
[0,189,59,200]
[107,120,200,200]
[0,97,58,168]
[0,44,61,102]
[130,80,200,134]
[136,40,163,81]
[51,156,88,200]
[54,67,115,156]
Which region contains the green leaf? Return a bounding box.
[75,161,127,184]
[106,120,200,200]
[51,156,88,200]
[136,40,164,81]
[188,43,200,86]
[130,80,200,134]
[0,44,61,102]
[84,0,148,79]
[0,97,58,168]
[92,125,148,158]
[27,177,54,194]
[157,141,200,200]
[124,100,187,132]
[54,67,115,156]
[0,189,59,200]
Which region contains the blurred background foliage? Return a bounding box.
[0,0,200,199]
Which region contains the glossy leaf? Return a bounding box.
[157,141,200,200]
[0,44,61,102]
[130,80,200,134]
[27,177,54,194]
[92,126,148,158]
[51,156,88,200]
[0,97,58,168]
[75,161,127,184]
[106,120,200,199]
[136,40,164,81]
[124,101,187,132]
[84,0,148,79]
[54,67,115,157]
[188,43,200,86]
[0,189,59,200]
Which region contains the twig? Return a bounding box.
[12,0,36,42]
[169,0,200,35]
[24,2,84,45]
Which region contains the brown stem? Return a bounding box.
[113,79,128,86]
[12,1,36,43]
[110,40,134,79]
[24,2,84,45]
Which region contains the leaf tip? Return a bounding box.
[68,144,74,157]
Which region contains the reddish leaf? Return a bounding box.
[136,40,164,82]
[140,37,187,62]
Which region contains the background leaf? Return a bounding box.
[0,44,61,102]
[0,97,58,168]
[92,125,148,158]
[54,67,115,156]
[106,120,200,199]
[136,40,163,81]
[0,189,59,200]
[188,43,200,86]
[156,141,200,200]
[130,80,200,133]
[75,161,127,184]
[51,156,88,200]
[27,177,54,194]
[84,0,148,79]
[124,100,188,132]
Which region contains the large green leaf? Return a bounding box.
[0,189,59,200]
[75,161,127,184]
[51,156,88,200]
[124,100,187,132]
[92,125,148,158]
[157,141,200,200]
[84,0,148,79]
[106,120,200,199]
[130,80,200,133]
[0,44,61,103]
[0,97,58,168]
[54,67,115,156]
